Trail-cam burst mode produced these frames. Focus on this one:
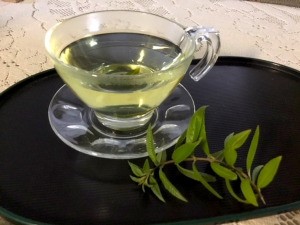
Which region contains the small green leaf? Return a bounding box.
[225,179,247,204]
[172,141,200,164]
[199,128,210,155]
[224,129,251,166]
[201,173,217,182]
[257,156,282,189]
[192,162,223,199]
[176,164,216,182]
[186,112,202,144]
[142,159,150,173]
[130,175,143,184]
[195,106,210,155]
[211,149,224,161]
[251,165,264,184]
[156,150,167,164]
[228,129,252,150]
[128,161,144,177]
[247,126,260,176]
[224,132,234,146]
[186,106,208,144]
[146,125,159,166]
[175,130,186,149]
[224,147,237,166]
[159,167,188,202]
[210,162,237,180]
[149,176,165,203]
[241,179,258,207]
[224,133,237,166]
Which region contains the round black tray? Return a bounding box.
[0,57,300,225]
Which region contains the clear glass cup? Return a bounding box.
[45,10,220,159]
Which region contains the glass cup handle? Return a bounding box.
[185,26,221,82]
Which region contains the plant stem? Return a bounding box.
[157,155,266,205]
[162,157,213,166]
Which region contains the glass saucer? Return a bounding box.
[48,84,195,159]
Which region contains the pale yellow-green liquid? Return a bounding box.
[56,33,191,118]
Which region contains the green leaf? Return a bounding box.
[192,162,223,199]
[174,130,186,149]
[247,126,260,176]
[228,129,252,149]
[201,173,217,183]
[225,179,247,204]
[142,159,150,173]
[241,179,258,207]
[149,176,165,203]
[195,106,210,155]
[159,167,188,202]
[257,156,282,189]
[186,111,202,143]
[146,125,159,166]
[211,149,224,161]
[224,132,234,146]
[156,150,167,164]
[251,165,264,184]
[172,141,200,164]
[224,147,237,167]
[210,162,237,180]
[224,129,251,166]
[176,164,216,182]
[130,175,143,184]
[223,133,237,166]
[128,161,144,177]
[200,127,210,155]
[186,106,209,155]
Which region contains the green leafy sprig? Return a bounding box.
[129,106,282,206]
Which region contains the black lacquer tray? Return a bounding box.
[0,57,299,225]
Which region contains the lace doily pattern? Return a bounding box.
[0,0,300,92]
[0,0,299,224]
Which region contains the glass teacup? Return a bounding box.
[46,10,220,159]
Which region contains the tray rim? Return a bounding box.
[0,56,300,225]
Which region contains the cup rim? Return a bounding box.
[45,10,195,78]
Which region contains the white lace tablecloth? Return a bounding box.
[0,0,299,224]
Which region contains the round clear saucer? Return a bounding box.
[48,84,195,159]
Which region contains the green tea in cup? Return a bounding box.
[46,10,220,158]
